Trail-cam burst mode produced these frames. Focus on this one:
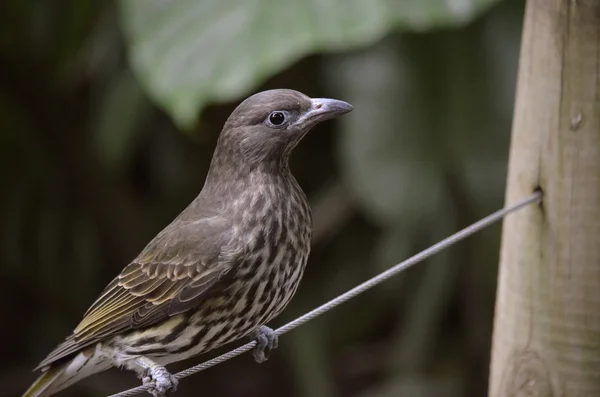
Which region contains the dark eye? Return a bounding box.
[267,111,287,127]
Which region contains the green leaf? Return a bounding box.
[119,0,501,129]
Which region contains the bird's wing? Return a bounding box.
[36,215,242,370]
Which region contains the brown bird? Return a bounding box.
[22,89,353,397]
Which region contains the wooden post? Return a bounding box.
[488,0,600,395]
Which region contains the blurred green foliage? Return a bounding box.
[121,0,501,128]
[0,0,523,396]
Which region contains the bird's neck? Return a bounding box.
[204,134,292,188]
[179,140,304,225]
[202,139,293,198]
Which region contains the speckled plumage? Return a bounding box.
[22,89,352,397]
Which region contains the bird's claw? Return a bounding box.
[251,325,278,363]
[142,365,178,397]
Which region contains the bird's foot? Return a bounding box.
[141,365,178,397]
[134,357,178,397]
[250,325,278,363]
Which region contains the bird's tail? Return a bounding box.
[21,364,65,397]
[22,351,111,397]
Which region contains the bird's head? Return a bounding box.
[218,89,353,168]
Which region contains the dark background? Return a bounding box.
[1,0,524,396]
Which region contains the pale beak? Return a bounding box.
[301,97,354,125]
[309,97,354,119]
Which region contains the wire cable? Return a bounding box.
[109,190,542,397]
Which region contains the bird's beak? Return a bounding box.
[301,98,354,125]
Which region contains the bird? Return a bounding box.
[22,89,353,397]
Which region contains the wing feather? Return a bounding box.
[81,289,135,324]
[36,216,241,370]
[146,278,188,304]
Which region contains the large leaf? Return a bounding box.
[119,0,500,129]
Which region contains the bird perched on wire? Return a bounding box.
[22,89,353,397]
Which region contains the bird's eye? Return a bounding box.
[267,111,287,127]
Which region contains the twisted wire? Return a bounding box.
[109,190,542,397]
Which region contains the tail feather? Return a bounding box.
[21,365,65,397]
[22,349,112,397]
